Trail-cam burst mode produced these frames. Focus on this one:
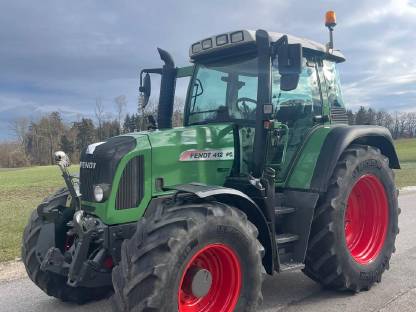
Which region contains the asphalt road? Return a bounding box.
[1,192,415,312]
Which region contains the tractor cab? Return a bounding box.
[141,29,346,181]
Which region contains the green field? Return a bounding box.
[0,165,79,262]
[394,139,416,188]
[0,139,415,262]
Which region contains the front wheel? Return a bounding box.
[111,201,264,312]
[304,145,399,292]
[22,209,112,304]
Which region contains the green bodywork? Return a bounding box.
[282,126,332,189]
[83,123,334,225]
[84,124,235,224]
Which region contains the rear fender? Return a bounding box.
[311,125,400,192]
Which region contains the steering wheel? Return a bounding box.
[236,97,257,119]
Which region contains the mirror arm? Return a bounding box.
[270,35,288,59]
[139,68,163,89]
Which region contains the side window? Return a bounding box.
[272,59,322,127]
[188,67,227,124]
[237,75,258,99]
[234,75,258,119]
[174,76,191,127]
[323,60,344,108]
[271,58,323,181]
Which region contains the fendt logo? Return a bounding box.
[80,161,97,169]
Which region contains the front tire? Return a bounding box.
[22,209,112,304]
[303,145,399,292]
[111,201,264,312]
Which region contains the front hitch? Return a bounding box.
[67,211,106,286]
[40,211,112,288]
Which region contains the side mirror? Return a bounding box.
[278,43,302,91]
[139,73,151,108]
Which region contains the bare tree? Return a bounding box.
[114,95,127,133]
[173,96,185,127]
[392,111,400,139]
[405,112,416,137]
[399,112,407,138]
[137,96,158,131]
[9,117,29,147]
[95,97,105,140]
[0,141,29,167]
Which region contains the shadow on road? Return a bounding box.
[24,271,358,312]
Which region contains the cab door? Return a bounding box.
[267,58,323,182]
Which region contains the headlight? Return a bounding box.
[93,184,110,202]
[94,185,104,202]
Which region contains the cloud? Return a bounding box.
[344,0,416,27]
[0,0,415,140]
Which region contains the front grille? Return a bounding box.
[79,136,137,202]
[80,157,107,202]
[116,156,145,210]
[331,107,349,124]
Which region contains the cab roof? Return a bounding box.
[189,29,345,63]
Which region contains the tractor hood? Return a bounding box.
[144,124,236,194]
[79,124,235,224]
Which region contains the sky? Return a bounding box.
[1,0,416,140]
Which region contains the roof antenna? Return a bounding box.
[325,10,337,53]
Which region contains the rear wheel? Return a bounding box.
[304,145,399,292]
[111,201,264,312]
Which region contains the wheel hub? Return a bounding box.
[185,268,212,298]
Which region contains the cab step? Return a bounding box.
[276,233,299,245]
[274,206,296,215]
[279,261,305,272]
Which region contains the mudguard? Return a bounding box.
[310,125,400,193]
[37,188,69,221]
[35,189,70,264]
[167,183,275,274]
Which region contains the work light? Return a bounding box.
[216,34,228,46]
[230,31,244,43]
[192,42,202,54]
[202,39,212,50]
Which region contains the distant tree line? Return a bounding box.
[1,100,411,168]
[0,96,185,168]
[347,106,416,139]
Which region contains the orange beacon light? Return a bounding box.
[325,11,337,28]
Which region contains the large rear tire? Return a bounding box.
[22,209,112,304]
[111,201,264,312]
[303,145,399,292]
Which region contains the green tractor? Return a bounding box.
[22,12,400,312]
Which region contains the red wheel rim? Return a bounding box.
[345,174,389,264]
[178,244,242,312]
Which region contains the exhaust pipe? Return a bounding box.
[157,48,176,129]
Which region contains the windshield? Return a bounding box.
[187,56,258,125]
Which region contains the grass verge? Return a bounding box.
[394,139,416,188]
[0,165,78,262]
